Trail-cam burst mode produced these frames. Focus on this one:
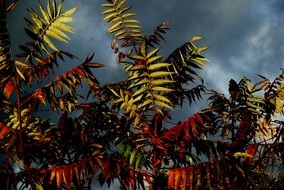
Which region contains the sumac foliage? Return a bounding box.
[0,0,283,190]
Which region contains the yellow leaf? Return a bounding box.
[190,36,203,42]
[14,60,30,69]
[39,2,49,23]
[124,19,140,24]
[150,71,174,78]
[147,55,162,64]
[132,86,148,97]
[234,152,253,158]
[46,30,67,42]
[117,0,126,9]
[154,100,173,110]
[140,41,146,57]
[103,8,116,14]
[148,63,171,70]
[147,48,159,58]
[152,79,175,86]
[108,21,123,33]
[43,36,58,51]
[139,99,153,109]
[16,67,25,80]
[53,21,75,33]
[152,94,172,104]
[62,7,77,17]
[152,86,173,92]
[275,97,282,113]
[101,3,114,7]
[121,13,135,19]
[46,0,52,18]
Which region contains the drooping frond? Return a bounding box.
[21,51,76,84]
[102,0,143,48]
[21,55,104,112]
[165,36,208,84]
[17,0,76,65]
[167,157,244,190]
[0,3,16,85]
[146,21,169,48]
[161,112,205,142]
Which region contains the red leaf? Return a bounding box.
[194,113,203,125]
[0,123,11,139]
[81,160,87,181]
[36,89,46,104]
[118,52,125,62]
[88,159,96,175]
[4,80,15,98]
[73,163,80,185]
[244,144,258,164]
[188,117,198,137]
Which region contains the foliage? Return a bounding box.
[0,0,283,190]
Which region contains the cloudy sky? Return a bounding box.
[7,0,284,115]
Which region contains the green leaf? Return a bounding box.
[130,150,137,166]
[135,154,143,169]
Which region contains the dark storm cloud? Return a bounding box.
[9,0,284,92]
[7,0,284,114]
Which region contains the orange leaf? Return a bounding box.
[181,169,187,190]
[49,167,57,185]
[56,167,63,188]
[168,169,175,188]
[186,167,193,190]
[174,168,182,190]
[63,166,73,190]
[4,80,15,98]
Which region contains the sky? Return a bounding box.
[6,0,284,189]
[7,0,284,123]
